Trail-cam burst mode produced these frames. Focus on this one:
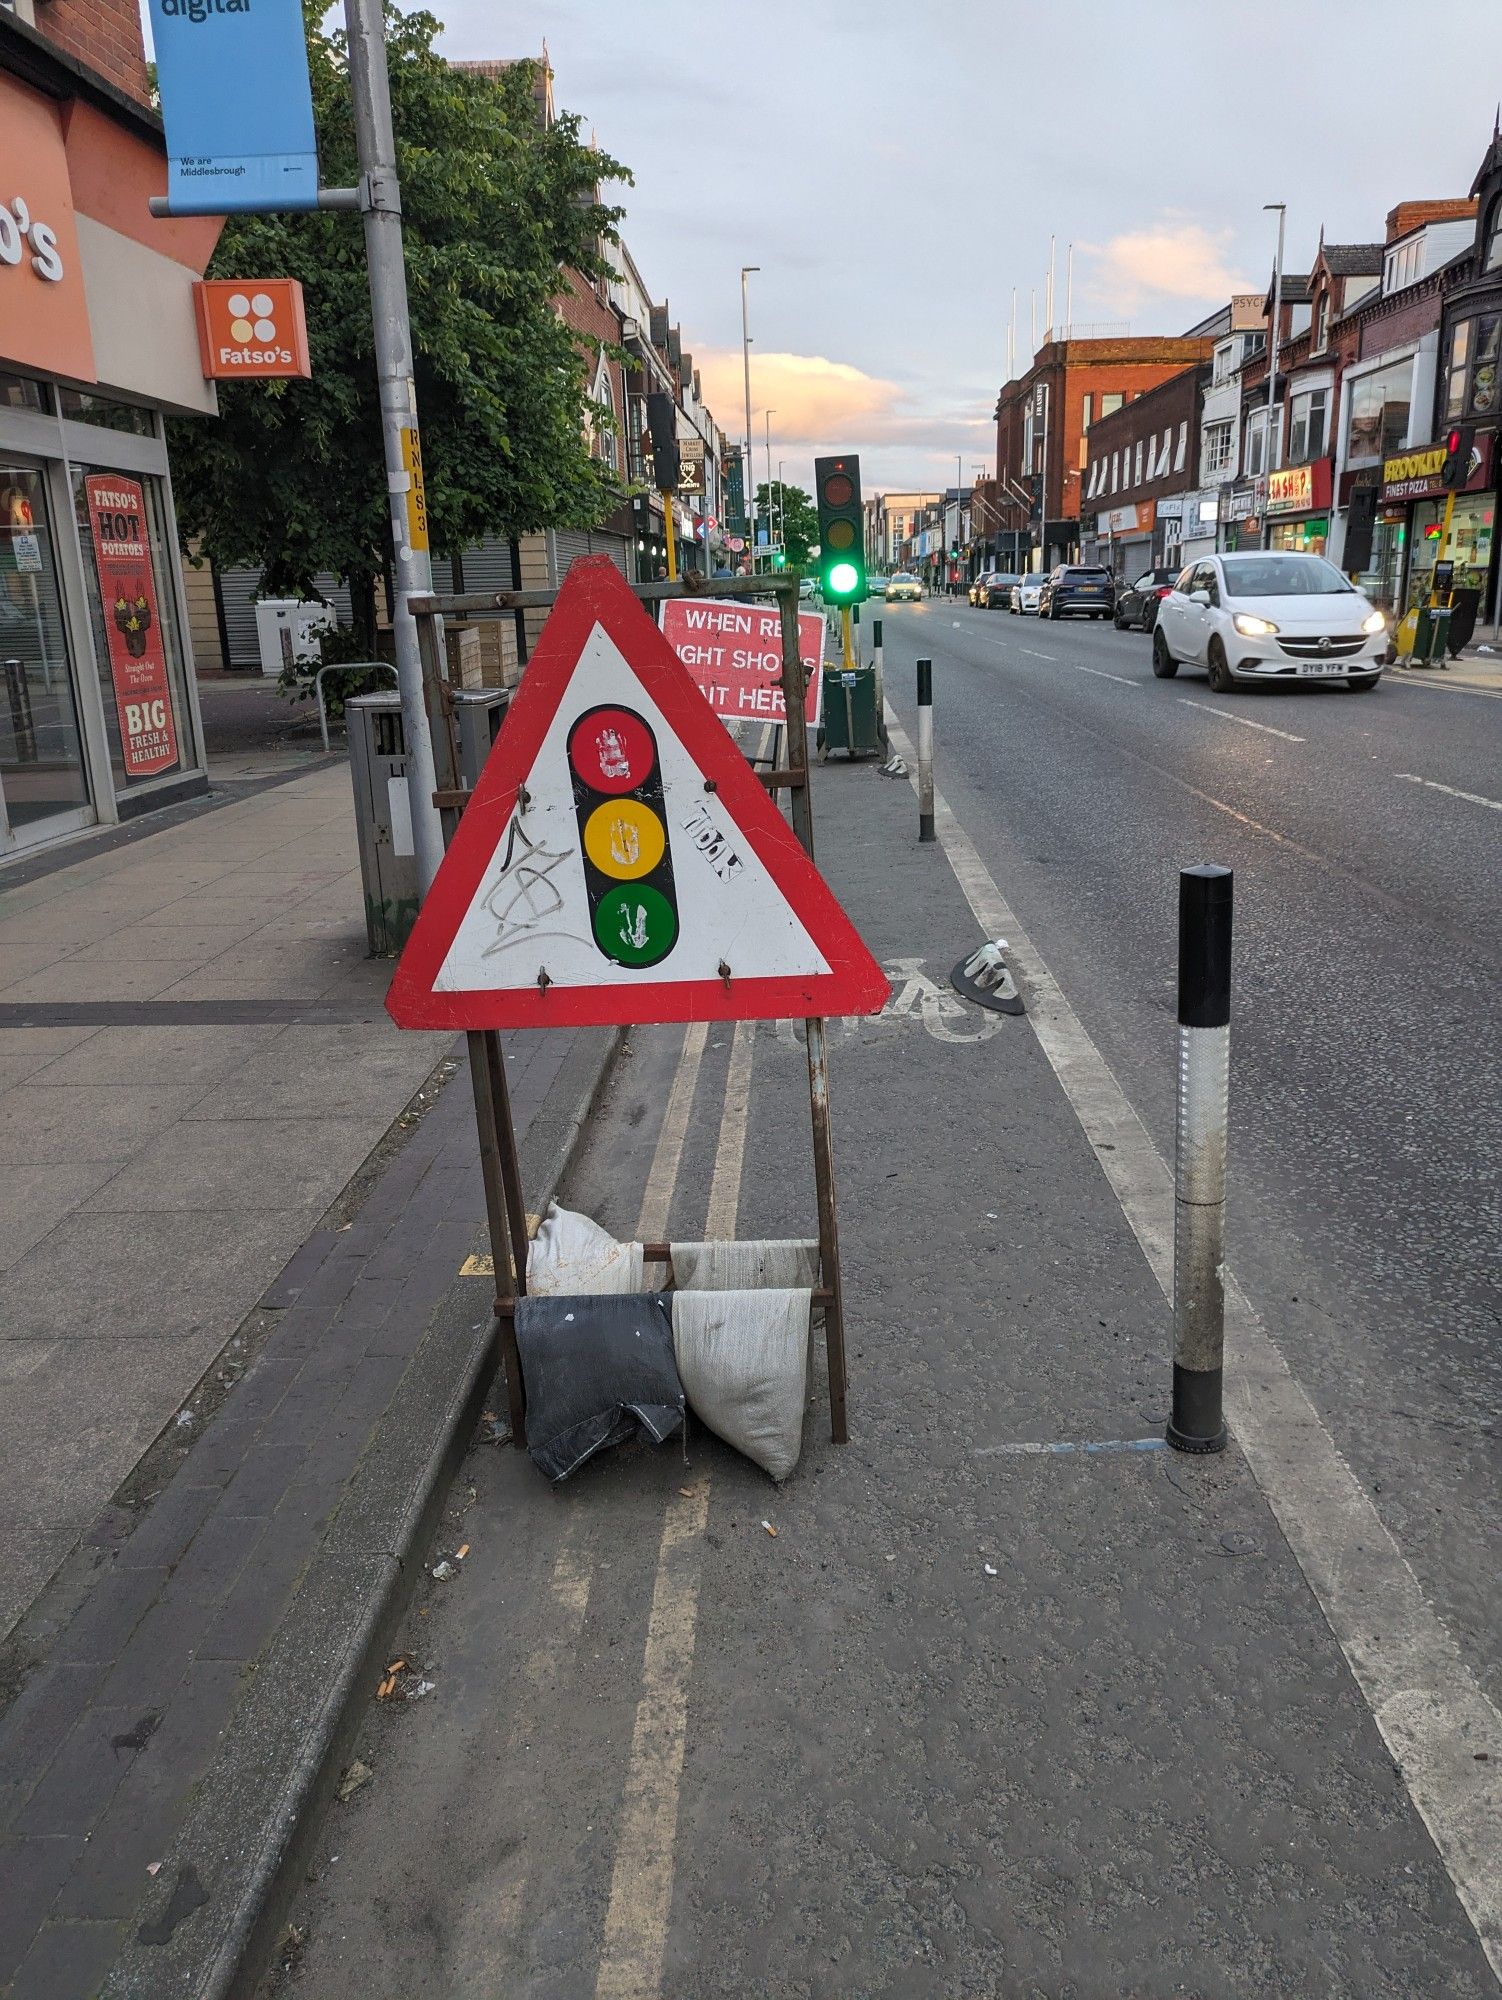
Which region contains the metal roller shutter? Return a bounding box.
[217,568,354,667]
[549,529,630,583]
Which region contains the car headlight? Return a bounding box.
[1362,609,1387,634]
[1232,613,1279,637]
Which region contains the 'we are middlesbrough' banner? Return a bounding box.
[661,600,824,729]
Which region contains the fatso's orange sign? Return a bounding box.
[193,279,311,379]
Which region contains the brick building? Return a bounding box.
[994,333,1218,569]
[1,0,220,855]
[1080,363,1211,574]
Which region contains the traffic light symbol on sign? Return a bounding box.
[1440,425,1475,491]
[814,453,867,605]
[567,705,679,969]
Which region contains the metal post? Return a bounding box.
[916,657,934,843]
[776,581,848,1443]
[345,0,444,892]
[741,266,757,558]
[1167,864,1233,1455]
[1260,203,1286,553]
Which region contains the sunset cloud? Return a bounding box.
[695,348,902,449]
[1077,220,1251,319]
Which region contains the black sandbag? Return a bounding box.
[513,1293,684,1482]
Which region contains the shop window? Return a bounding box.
[57,389,157,438]
[1,464,90,830]
[71,469,195,788]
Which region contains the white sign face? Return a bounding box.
[432,619,833,996]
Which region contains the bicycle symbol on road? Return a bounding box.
[774,957,1004,1047]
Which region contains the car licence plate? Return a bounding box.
[1080,585,1102,593]
[1298,661,1346,676]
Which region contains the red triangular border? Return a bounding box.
[386,558,890,1031]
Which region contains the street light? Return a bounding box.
[740,266,758,558]
[1261,203,1286,553]
[764,408,776,567]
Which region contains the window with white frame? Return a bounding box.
[1287,387,1328,464]
[1174,420,1188,473]
[1312,291,1329,353]
[1110,450,1119,493]
[1243,408,1269,476]
[1202,420,1234,477]
[1160,426,1173,476]
[1133,440,1144,485]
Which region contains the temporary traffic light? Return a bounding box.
[645,393,680,495]
[814,453,867,604]
[567,704,679,969]
[1440,424,1475,490]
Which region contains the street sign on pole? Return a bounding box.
[386,559,887,1031]
[147,0,319,213]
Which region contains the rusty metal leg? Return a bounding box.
[483,1029,531,1300]
[465,1028,526,1447]
[805,1015,848,1443]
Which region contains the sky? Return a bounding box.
[144,0,1502,498]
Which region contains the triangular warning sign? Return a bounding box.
[386,558,890,1031]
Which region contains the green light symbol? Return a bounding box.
[828,560,859,597]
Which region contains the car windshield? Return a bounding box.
[891,573,915,583]
[1221,556,1354,597]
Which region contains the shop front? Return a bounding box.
[1,56,219,858]
[1265,459,1333,555]
[1097,500,1155,579]
[1379,434,1497,614]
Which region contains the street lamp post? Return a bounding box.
[1260,203,1286,553]
[764,408,776,568]
[741,266,758,561]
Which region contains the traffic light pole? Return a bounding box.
[346,0,444,893]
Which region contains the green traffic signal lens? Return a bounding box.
[828,560,859,597]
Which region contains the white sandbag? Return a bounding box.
[528,1202,644,1296]
[669,1239,820,1291]
[672,1287,810,1482]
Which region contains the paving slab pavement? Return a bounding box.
[0,763,453,1638]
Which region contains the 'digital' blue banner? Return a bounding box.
[149,0,319,214]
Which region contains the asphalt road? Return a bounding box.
[260,694,1496,1998]
[877,593,1502,1714]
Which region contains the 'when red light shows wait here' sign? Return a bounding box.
[660,600,823,728]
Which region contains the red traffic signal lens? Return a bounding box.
[822,473,854,507]
[1446,428,1463,454]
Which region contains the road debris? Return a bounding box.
[431,1559,457,1581]
[762,1519,778,1538]
[337,1760,373,1802]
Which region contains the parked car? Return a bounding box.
[1038,564,1115,620]
[1152,552,1388,693]
[798,576,816,601]
[967,571,996,606]
[980,571,1021,608]
[1112,567,1179,632]
[885,571,923,602]
[1009,574,1046,614]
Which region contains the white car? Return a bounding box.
[1152,552,1387,693]
[1009,575,1045,614]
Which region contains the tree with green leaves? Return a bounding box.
[753,481,818,568]
[168,8,629,647]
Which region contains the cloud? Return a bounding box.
[694,348,903,448]
[1076,218,1250,320]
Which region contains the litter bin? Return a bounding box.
[1412,603,1453,664]
[817,663,884,760]
[346,691,420,955]
[451,686,512,789]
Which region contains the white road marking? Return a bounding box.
[1074,664,1139,687]
[1389,673,1502,702]
[1396,772,1502,814]
[881,701,1502,1981]
[595,1022,757,1998]
[1179,698,1305,742]
[1020,648,1057,662]
[634,1021,709,1242]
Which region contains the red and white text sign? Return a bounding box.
[660,600,824,728]
[83,473,180,779]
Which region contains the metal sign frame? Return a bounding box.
[408,572,856,1449]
